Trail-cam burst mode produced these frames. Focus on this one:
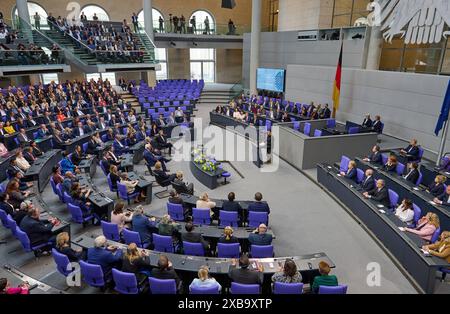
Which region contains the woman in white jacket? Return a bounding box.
[395,199,415,224]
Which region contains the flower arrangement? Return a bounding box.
[192,148,217,173]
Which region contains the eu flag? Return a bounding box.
[435,80,450,136]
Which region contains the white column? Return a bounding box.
[249,0,261,95]
[143,0,154,41]
[16,0,32,42]
[366,26,383,70]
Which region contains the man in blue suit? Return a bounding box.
[131,206,156,245]
[247,192,270,214]
[74,122,87,137]
[143,144,170,172]
[37,124,51,138]
[248,224,273,246]
[361,169,375,192]
[113,134,129,156]
[87,235,122,276]
[363,145,382,164]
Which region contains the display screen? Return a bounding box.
[256,68,286,93]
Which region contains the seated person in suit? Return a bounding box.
[86,134,100,155]
[87,235,122,276]
[14,150,30,172]
[395,199,415,224]
[311,261,338,293]
[56,232,85,262]
[60,151,80,175]
[422,232,450,273]
[182,222,210,252]
[19,206,58,251]
[168,190,189,217]
[17,128,31,144]
[363,145,382,164]
[340,160,357,181]
[150,255,181,291]
[404,162,420,184]
[154,130,173,155]
[62,171,78,193]
[189,266,222,293]
[426,175,446,197]
[0,192,16,217]
[222,192,244,225]
[70,182,93,215]
[382,154,398,173]
[155,114,167,127]
[271,258,303,284]
[248,224,273,246]
[196,192,217,218]
[113,134,129,155]
[131,206,156,245]
[319,104,331,119]
[74,122,87,137]
[37,124,50,138]
[228,254,263,285]
[400,138,420,161]
[362,114,373,128]
[434,185,450,206]
[173,171,194,195]
[247,192,270,214]
[218,226,239,244]
[23,147,37,164]
[108,165,121,190]
[402,212,440,242]
[119,172,146,202]
[363,179,390,207]
[71,145,84,166]
[121,243,151,283]
[154,161,176,185]
[360,169,375,192]
[372,115,383,133]
[6,179,30,209]
[105,146,122,168]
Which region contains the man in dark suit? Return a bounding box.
[144,144,170,172]
[247,192,270,214]
[222,191,244,224]
[363,179,390,207]
[155,114,166,127]
[228,254,263,285]
[86,136,99,155]
[319,104,331,119]
[362,114,373,128]
[361,169,375,192]
[97,117,108,130]
[400,139,420,162]
[248,224,273,246]
[154,130,173,154]
[19,207,57,249]
[364,145,382,164]
[37,124,50,138]
[372,115,383,133]
[151,255,181,290]
[154,161,176,185]
[131,206,156,244]
[23,147,37,164]
[17,128,31,144]
[87,235,122,276]
[181,222,209,252]
[113,134,129,155]
[74,122,87,137]
[404,162,420,184]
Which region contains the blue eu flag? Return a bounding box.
[435,80,450,136]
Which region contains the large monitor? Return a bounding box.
[256,68,286,93]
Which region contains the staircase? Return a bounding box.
[120,92,142,113]
[197,84,236,106]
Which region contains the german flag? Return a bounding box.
[332,41,343,118]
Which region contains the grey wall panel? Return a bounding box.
[285,64,450,153]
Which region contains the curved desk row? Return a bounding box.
[1,265,65,294]
[317,163,450,293]
[25,150,63,193]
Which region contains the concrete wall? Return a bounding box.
[167,48,191,80]
[284,64,450,153]
[242,32,367,88]
[277,0,334,31]
[216,49,243,83]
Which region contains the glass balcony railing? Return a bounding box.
[144,20,250,36]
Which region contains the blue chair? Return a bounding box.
[107,174,118,195]
[63,192,73,204]
[388,189,399,209]
[33,132,38,139]
[381,153,389,165]
[100,160,109,176]
[348,127,359,134]
[303,123,311,136]
[149,277,177,294]
[293,121,300,131]
[68,203,95,225]
[0,209,8,228]
[52,248,72,277]
[122,229,149,248]
[222,171,231,184]
[101,134,108,143]
[82,142,89,154]
[250,245,274,258]
[50,176,58,195]
[219,210,239,227]
[6,215,17,237]
[356,168,365,184]
[192,208,211,225]
[415,172,423,186]
[56,184,64,203]
[167,203,184,222]
[117,182,140,205]
[396,163,406,176]
[431,227,441,243]
[339,156,351,173]
[411,204,422,228]
[313,129,322,137]
[190,286,220,294]
[153,234,174,252]
[319,285,348,294]
[183,241,205,256]
[16,227,52,255]
[112,268,139,294]
[273,282,304,294]
[230,282,260,294]
[248,211,269,228]
[326,119,336,128]
[79,260,105,288]
[217,243,240,258]
[101,221,121,241]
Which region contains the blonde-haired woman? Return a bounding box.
[196,192,216,218]
[121,243,151,282]
[189,266,221,293]
[340,160,357,181]
[423,231,450,281]
[218,226,238,243]
[403,212,440,242]
[56,232,84,262]
[157,214,179,236]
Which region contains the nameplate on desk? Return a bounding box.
[445,172,450,175]
[327,166,332,170]
[420,249,431,256]
[378,209,386,214]
[413,187,419,191]
[376,205,384,209]
[429,201,437,205]
[336,174,342,177]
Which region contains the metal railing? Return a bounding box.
[229,80,244,101]
[146,20,250,36]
